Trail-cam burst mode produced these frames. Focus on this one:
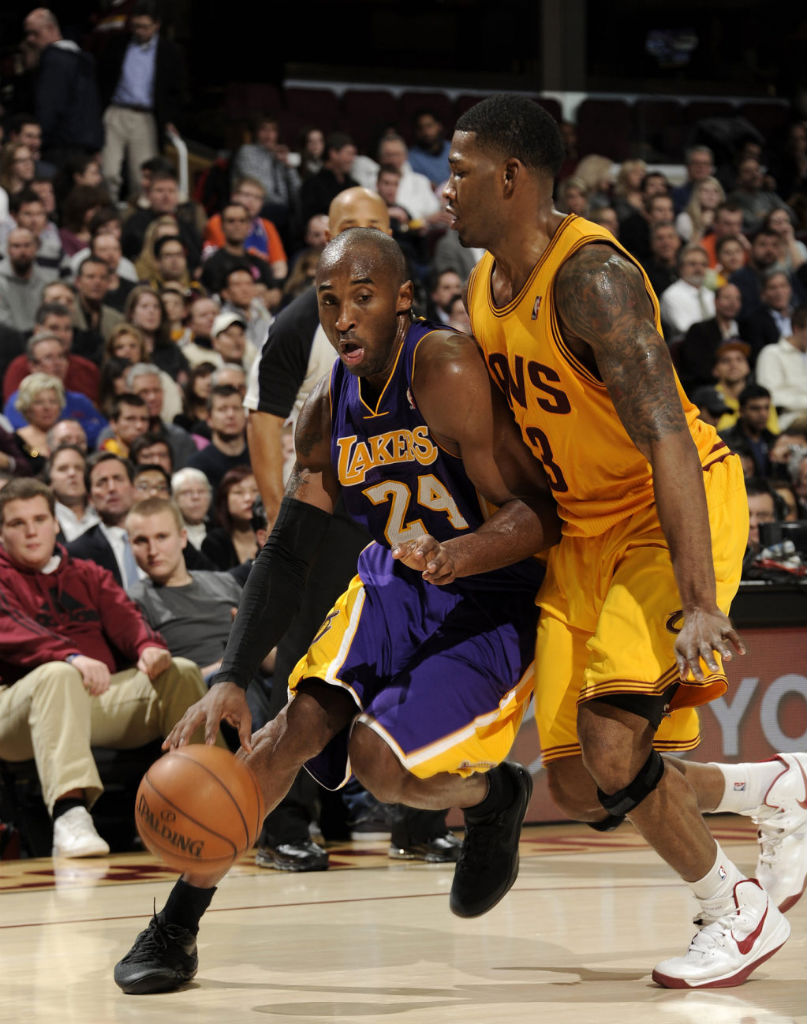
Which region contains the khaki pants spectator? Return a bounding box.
[0,658,218,813]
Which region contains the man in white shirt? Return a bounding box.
[43,443,98,541]
[659,244,715,341]
[376,134,450,229]
[755,305,807,431]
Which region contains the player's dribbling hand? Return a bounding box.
[392,534,456,585]
[163,681,254,752]
[674,607,746,681]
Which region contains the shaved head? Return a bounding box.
[328,188,391,238]
[317,228,406,290]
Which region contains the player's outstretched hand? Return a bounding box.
[163,681,253,752]
[392,534,456,585]
[674,607,746,682]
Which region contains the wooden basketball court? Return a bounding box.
[1,817,804,1023]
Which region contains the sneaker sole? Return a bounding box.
[450,763,534,918]
[651,915,791,989]
[115,967,197,995]
[776,875,807,914]
[255,855,328,872]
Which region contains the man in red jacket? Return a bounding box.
[0,477,214,858]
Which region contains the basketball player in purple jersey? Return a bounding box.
[114,227,560,994]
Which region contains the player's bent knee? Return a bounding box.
[349,723,406,803]
[545,758,602,821]
[596,748,665,820]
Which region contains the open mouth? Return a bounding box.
[340,341,365,365]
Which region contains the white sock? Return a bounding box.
[689,842,745,913]
[710,759,784,814]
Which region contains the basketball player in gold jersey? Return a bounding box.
[445,95,805,989]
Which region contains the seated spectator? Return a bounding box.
[147,235,199,296]
[204,184,288,282]
[573,154,613,214]
[744,477,781,565]
[711,235,748,289]
[68,206,138,282]
[408,109,451,188]
[712,340,779,434]
[123,285,189,385]
[0,142,36,201]
[209,311,257,372]
[3,302,100,405]
[3,188,69,281]
[231,117,301,240]
[132,214,180,282]
[556,176,589,216]
[672,145,716,213]
[160,283,192,347]
[173,361,215,436]
[730,228,782,320]
[5,353,106,450]
[200,207,279,308]
[720,383,779,477]
[621,185,675,266]
[187,383,250,491]
[701,202,748,269]
[0,477,215,857]
[728,157,788,235]
[659,244,714,341]
[89,231,135,312]
[217,265,272,352]
[211,363,247,396]
[281,250,320,308]
[47,418,87,453]
[426,269,463,325]
[678,283,742,394]
[98,392,150,458]
[67,451,144,587]
[690,385,730,428]
[675,177,724,245]
[121,170,202,269]
[590,206,619,239]
[132,462,172,499]
[201,465,259,570]
[180,295,220,368]
[642,223,681,297]
[171,466,212,549]
[97,355,132,419]
[0,227,51,333]
[124,363,195,467]
[300,132,360,224]
[58,184,109,258]
[739,270,794,361]
[763,207,806,276]
[611,159,647,223]
[71,257,124,362]
[43,443,99,541]
[126,498,243,678]
[295,127,325,182]
[103,322,182,420]
[755,305,807,431]
[129,434,174,475]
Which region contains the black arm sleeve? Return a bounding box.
[210,496,332,689]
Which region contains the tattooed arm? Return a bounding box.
[164,381,339,749]
[555,245,744,680]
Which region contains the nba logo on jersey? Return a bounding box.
[718,864,727,881]
[733,781,746,792]
[406,387,416,410]
[531,296,542,320]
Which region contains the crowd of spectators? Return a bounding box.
[0,2,806,856]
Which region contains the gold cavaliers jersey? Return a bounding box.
[466,215,729,538]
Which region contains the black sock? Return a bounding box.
[465,766,515,822]
[161,879,216,935]
[52,797,84,820]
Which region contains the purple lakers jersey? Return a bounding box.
[329,318,542,593]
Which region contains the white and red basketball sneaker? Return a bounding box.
[652,878,790,989]
[752,752,807,913]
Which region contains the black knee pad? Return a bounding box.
[596,748,665,819]
[587,811,626,832]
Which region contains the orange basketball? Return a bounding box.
[135,745,265,874]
